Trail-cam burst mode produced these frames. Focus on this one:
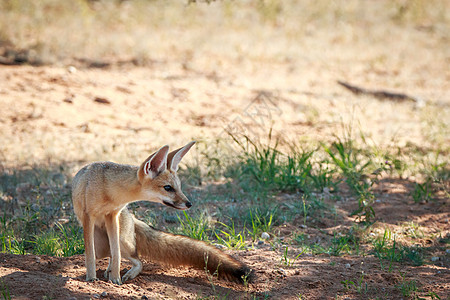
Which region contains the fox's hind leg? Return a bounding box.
[122,255,143,282]
[101,233,143,283]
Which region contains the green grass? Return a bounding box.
[412,180,434,203]
[215,131,390,225]
[0,164,84,257]
[1,222,84,257]
[290,226,363,257]
[0,128,446,300]
[223,131,339,196]
[411,151,449,202]
[0,279,11,300]
[341,272,368,294]
[55,222,85,256]
[235,137,313,193]
[398,278,419,298]
[395,273,442,300]
[173,210,213,241]
[280,246,304,267]
[372,229,424,271]
[372,229,398,271]
[323,139,378,224]
[329,231,360,256]
[0,220,26,255]
[246,208,275,242]
[215,220,247,250]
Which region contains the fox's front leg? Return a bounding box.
[105,212,122,285]
[83,215,98,282]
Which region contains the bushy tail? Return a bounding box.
[134,218,253,283]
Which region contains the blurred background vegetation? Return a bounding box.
[0,0,448,66]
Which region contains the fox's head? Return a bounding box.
[137,141,195,210]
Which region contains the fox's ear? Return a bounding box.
[167,141,196,172]
[138,145,169,180]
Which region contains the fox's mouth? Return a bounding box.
[163,200,184,210]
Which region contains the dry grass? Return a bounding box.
[0,0,448,165]
[1,0,448,65]
[0,3,448,298]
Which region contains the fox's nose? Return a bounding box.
[185,201,192,208]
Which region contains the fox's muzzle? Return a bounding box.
[162,200,192,210]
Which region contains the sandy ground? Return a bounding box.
[0,2,449,166]
[0,1,449,299]
[0,192,449,299]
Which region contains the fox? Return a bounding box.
[72,142,252,285]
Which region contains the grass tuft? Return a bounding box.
[173,211,213,242]
[215,220,247,250]
[323,139,378,223]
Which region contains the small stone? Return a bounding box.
[257,240,264,245]
[68,66,77,73]
[415,98,426,109]
[68,297,77,300]
[92,294,100,299]
[300,224,307,229]
[261,232,270,239]
[101,291,108,297]
[445,249,450,254]
[213,243,227,250]
[73,265,80,269]
[141,296,149,300]
[345,263,351,269]
[431,257,440,262]
[278,268,287,276]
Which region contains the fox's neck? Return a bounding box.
[109,165,143,205]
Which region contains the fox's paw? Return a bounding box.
[122,268,140,283]
[104,269,110,279]
[86,276,99,282]
[108,274,122,285]
[121,273,133,283]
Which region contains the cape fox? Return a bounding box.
[72,142,252,285]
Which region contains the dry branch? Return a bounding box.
[337,80,425,106]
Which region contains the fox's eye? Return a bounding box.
[163,185,175,192]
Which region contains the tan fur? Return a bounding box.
[72,142,252,285]
[96,208,252,283]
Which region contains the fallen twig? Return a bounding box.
[337,80,425,106]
